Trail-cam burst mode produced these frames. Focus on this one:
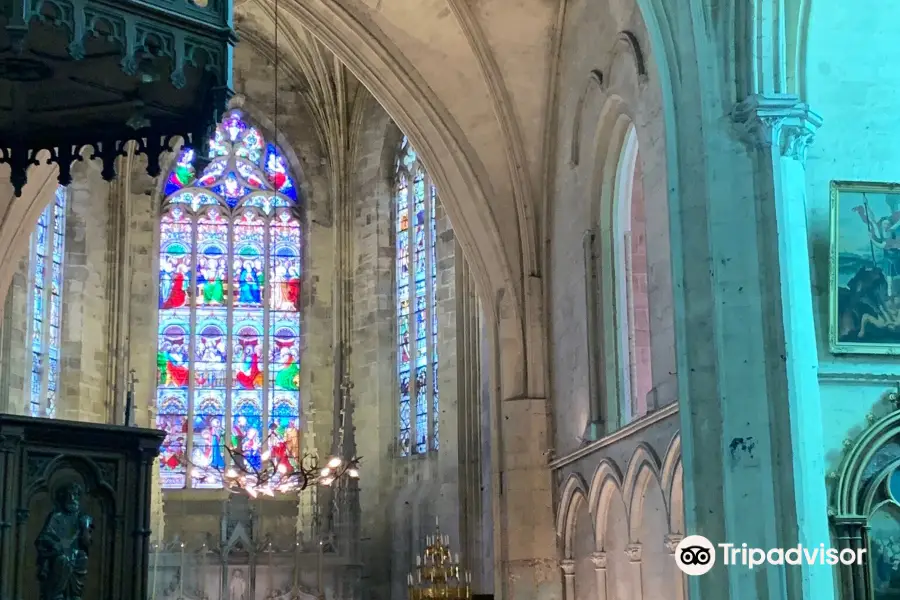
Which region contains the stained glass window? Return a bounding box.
[157,110,303,490]
[27,185,67,418]
[394,136,439,456]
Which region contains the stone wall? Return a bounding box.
[548,0,674,455]
[350,99,488,599]
[547,0,680,598]
[805,3,900,472]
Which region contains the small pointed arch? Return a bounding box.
[588,458,627,550]
[621,443,664,541]
[556,472,591,558]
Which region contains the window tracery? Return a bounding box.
[156,111,303,489]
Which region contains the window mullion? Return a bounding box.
[25,219,39,416]
[38,203,56,418]
[262,214,271,453]
[423,172,435,452]
[406,172,418,454]
[225,214,235,476]
[186,215,199,488]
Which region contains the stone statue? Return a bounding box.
[229,568,247,600]
[35,482,93,600]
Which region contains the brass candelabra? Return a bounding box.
[408,522,471,600]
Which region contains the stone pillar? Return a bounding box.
[590,551,607,600]
[664,534,685,600]
[559,559,575,600]
[676,93,832,600]
[624,543,643,598]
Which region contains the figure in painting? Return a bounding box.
[203,258,225,305]
[209,417,226,471]
[235,345,262,389]
[270,260,301,311]
[286,265,300,310]
[35,482,93,600]
[231,416,262,470]
[158,341,190,387]
[284,418,301,463]
[274,347,300,390]
[228,569,246,600]
[160,263,189,309]
[236,260,261,305]
[838,193,900,343]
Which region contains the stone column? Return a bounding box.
[625,543,643,597]
[664,534,685,600]
[559,559,575,600]
[590,551,607,600]
[676,93,832,600]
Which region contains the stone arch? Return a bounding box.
[588,458,627,551]
[557,472,591,558]
[830,398,900,600]
[0,159,60,321]
[622,442,664,542]
[660,432,684,534]
[272,1,530,379]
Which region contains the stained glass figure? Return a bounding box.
[157,110,303,489]
[27,186,67,418]
[394,137,439,456]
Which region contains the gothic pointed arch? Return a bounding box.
[155,110,304,490]
[26,185,68,418]
[830,393,900,599]
[393,136,441,457]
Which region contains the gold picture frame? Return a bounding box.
[830,180,900,354]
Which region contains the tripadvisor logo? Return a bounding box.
[674,535,865,576]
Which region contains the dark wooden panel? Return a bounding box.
[0,415,164,600]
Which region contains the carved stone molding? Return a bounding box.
[625,543,642,562]
[590,551,607,569]
[663,534,683,554]
[732,94,823,163]
[560,559,576,576]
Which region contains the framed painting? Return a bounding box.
[830,180,900,354]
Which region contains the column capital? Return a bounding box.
[560,559,576,575]
[624,543,642,563]
[663,534,683,555]
[590,551,607,569]
[732,93,823,162]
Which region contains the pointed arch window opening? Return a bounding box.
[27,185,67,419]
[157,110,304,490]
[395,136,439,457]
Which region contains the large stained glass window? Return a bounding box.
[27,185,67,418]
[157,111,303,490]
[394,136,439,456]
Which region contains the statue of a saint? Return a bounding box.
[229,569,247,600]
[35,482,93,600]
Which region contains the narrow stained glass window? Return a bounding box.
[28,185,67,418]
[394,136,439,456]
[157,110,303,490]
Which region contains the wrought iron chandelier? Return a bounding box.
[189,432,359,498]
[408,522,472,600]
